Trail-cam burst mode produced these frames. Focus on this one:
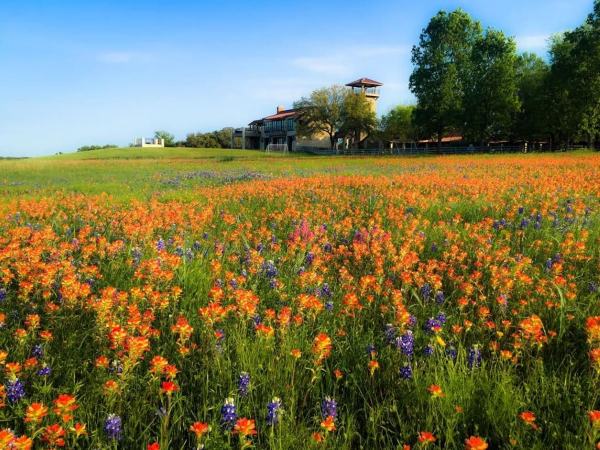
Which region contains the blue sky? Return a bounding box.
[0,0,593,156]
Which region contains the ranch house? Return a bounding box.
[233,77,382,151]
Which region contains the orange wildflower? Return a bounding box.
[427,385,446,398]
[518,411,538,430]
[464,435,488,450]
[25,402,48,423]
[160,381,179,395]
[233,418,258,436]
[418,431,436,444]
[321,415,336,432]
[189,422,210,439]
[12,435,33,450]
[589,410,600,428]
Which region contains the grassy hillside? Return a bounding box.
[46,147,270,160]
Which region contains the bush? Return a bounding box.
[76,144,118,152]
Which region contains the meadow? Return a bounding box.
[0,148,599,449]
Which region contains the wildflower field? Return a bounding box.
[0,149,599,449]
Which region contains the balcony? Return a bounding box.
[352,87,380,96]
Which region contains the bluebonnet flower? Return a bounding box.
[399,364,413,380]
[435,291,445,305]
[519,218,530,229]
[590,282,598,293]
[446,346,458,363]
[194,241,201,250]
[325,301,334,312]
[498,294,508,308]
[155,407,167,417]
[399,331,414,358]
[238,372,250,397]
[269,279,278,290]
[321,397,338,419]
[263,261,277,279]
[257,243,264,253]
[436,312,447,325]
[37,365,51,377]
[424,344,434,356]
[545,258,553,272]
[271,235,277,244]
[251,315,261,327]
[104,414,123,440]
[230,278,238,290]
[366,344,376,357]
[424,317,442,334]
[323,243,332,253]
[305,253,315,265]
[0,288,7,302]
[32,345,44,360]
[266,397,283,425]
[384,324,396,344]
[468,346,482,370]
[156,238,165,252]
[420,283,431,301]
[221,398,238,430]
[518,206,524,214]
[408,315,417,327]
[431,242,438,252]
[6,378,25,403]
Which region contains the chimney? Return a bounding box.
[277,105,284,113]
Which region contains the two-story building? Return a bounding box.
[233,77,382,151]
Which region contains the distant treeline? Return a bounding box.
[77,144,118,152]
[177,128,242,148]
[408,1,600,150]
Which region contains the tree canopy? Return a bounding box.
[154,131,175,147]
[409,9,482,149]
[294,85,376,149]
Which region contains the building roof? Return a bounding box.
[262,109,296,120]
[345,78,383,87]
[248,119,263,126]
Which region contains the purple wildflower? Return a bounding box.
[266,397,284,425]
[221,398,238,430]
[321,397,338,419]
[238,372,250,397]
[104,414,123,440]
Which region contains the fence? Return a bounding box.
[296,145,588,156]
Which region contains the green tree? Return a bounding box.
[294,85,347,149]
[293,85,376,149]
[378,105,418,144]
[561,1,600,147]
[409,9,482,150]
[154,131,175,147]
[513,52,549,145]
[545,34,579,149]
[339,91,378,148]
[463,28,520,149]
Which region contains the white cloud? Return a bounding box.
[515,35,550,52]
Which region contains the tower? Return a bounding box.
[344,78,383,148]
[345,78,383,113]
